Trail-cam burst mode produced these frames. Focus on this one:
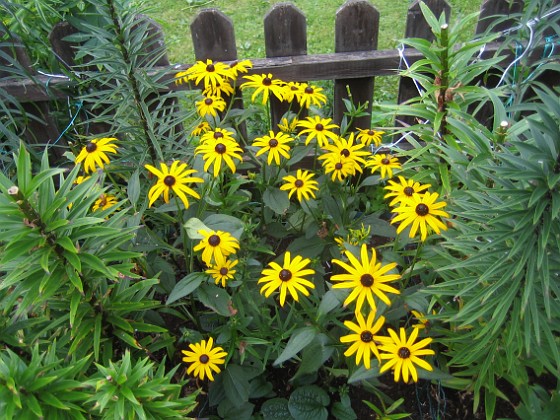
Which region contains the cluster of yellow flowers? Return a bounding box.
[70,59,450,384]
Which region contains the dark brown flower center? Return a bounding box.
[294,179,304,188]
[86,142,97,153]
[360,331,373,343]
[360,274,374,287]
[164,175,175,187]
[415,203,429,216]
[220,267,229,276]
[335,163,343,170]
[215,143,226,154]
[263,77,272,86]
[340,149,350,157]
[206,64,215,72]
[214,131,224,139]
[204,98,213,105]
[291,85,298,91]
[279,269,292,282]
[304,86,313,94]
[404,186,414,196]
[381,158,390,165]
[315,123,324,131]
[398,347,411,359]
[199,354,210,364]
[367,130,375,136]
[268,138,279,147]
[208,234,221,246]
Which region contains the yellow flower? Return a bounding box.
[278,116,299,135]
[203,80,235,98]
[297,83,327,109]
[196,95,227,117]
[74,175,91,185]
[378,327,434,383]
[75,137,118,173]
[241,73,284,104]
[191,121,211,137]
[319,133,370,176]
[206,255,239,287]
[181,59,232,89]
[297,116,339,147]
[322,155,355,182]
[200,127,236,144]
[340,310,385,369]
[365,154,401,179]
[182,337,227,381]
[391,192,449,241]
[411,310,434,330]
[144,161,203,209]
[228,59,253,79]
[92,194,118,212]
[195,136,244,178]
[331,244,400,314]
[258,251,315,306]
[384,176,431,207]
[252,131,293,165]
[280,169,319,202]
[356,128,385,147]
[193,230,240,266]
[282,81,303,103]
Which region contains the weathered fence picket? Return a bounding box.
[1,0,558,147]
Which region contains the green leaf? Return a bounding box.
[184,218,210,240]
[317,290,341,318]
[263,187,290,215]
[288,385,329,420]
[204,213,245,240]
[222,364,251,408]
[274,326,317,366]
[348,365,381,383]
[166,272,205,305]
[196,283,233,317]
[128,170,140,206]
[261,398,293,420]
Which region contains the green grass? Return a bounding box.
[149,0,483,64]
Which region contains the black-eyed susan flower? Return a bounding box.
[356,128,385,147]
[278,116,299,135]
[319,133,370,176]
[331,243,400,314]
[340,310,386,369]
[298,83,327,109]
[196,95,227,118]
[144,161,204,209]
[411,310,432,330]
[258,251,315,306]
[200,127,237,144]
[322,155,355,182]
[92,194,118,212]
[203,80,235,98]
[75,137,118,173]
[280,169,319,202]
[180,59,232,89]
[193,229,240,266]
[206,255,238,287]
[241,73,284,104]
[195,137,243,178]
[384,176,431,207]
[191,121,211,137]
[182,337,227,381]
[391,192,449,241]
[228,59,253,79]
[252,131,293,165]
[297,116,339,147]
[365,154,401,179]
[282,81,303,103]
[378,327,434,383]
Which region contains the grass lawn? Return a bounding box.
[149,0,484,64]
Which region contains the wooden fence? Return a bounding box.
[0,0,557,150]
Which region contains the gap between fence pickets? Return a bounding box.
[0,41,533,103]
